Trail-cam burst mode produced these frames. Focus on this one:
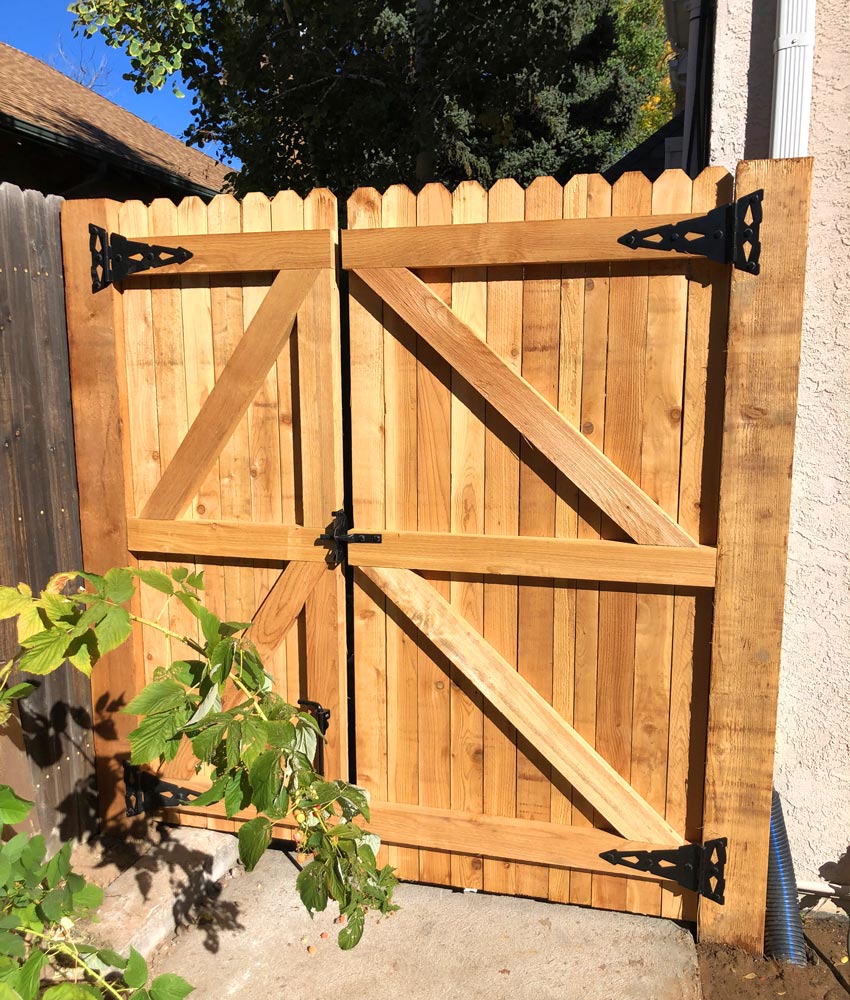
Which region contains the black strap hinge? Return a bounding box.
[618,190,763,274]
[90,224,193,292]
[123,761,195,818]
[318,509,382,567]
[599,837,727,903]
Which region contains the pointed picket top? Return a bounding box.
[347,187,382,230]
[692,166,734,211]
[304,187,337,230]
[270,190,304,231]
[586,173,613,218]
[206,193,241,231]
[417,182,453,226]
[117,199,148,237]
[452,179,488,220]
[177,194,208,237]
[487,178,525,224]
[241,191,272,233]
[381,185,416,228]
[525,174,563,222]
[612,170,652,216]
[651,169,694,214]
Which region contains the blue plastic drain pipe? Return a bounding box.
[764,789,807,965]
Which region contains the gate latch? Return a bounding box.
[600,837,727,903]
[90,224,193,293]
[618,190,763,273]
[318,509,382,567]
[123,761,195,818]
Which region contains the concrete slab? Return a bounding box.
[151,848,703,1000]
[85,824,239,958]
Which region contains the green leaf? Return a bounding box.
[0,786,33,826]
[44,841,72,888]
[38,888,66,923]
[70,880,103,913]
[15,604,42,645]
[237,817,271,872]
[184,571,204,592]
[96,948,128,969]
[338,906,365,949]
[124,947,148,989]
[103,567,134,604]
[0,983,24,1000]
[132,568,174,595]
[6,947,48,1000]
[94,604,132,654]
[0,933,24,959]
[185,684,220,727]
[239,716,267,767]
[248,751,282,813]
[224,771,251,818]
[171,568,189,583]
[1,833,27,863]
[0,586,32,620]
[265,719,295,751]
[149,974,194,1000]
[124,681,187,717]
[296,860,329,914]
[42,986,102,999]
[190,719,227,762]
[129,714,178,764]
[187,776,228,808]
[17,629,71,676]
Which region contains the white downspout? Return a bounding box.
[769,0,816,157]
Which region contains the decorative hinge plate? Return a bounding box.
[599,837,727,903]
[618,190,764,273]
[89,224,193,292]
[318,509,382,567]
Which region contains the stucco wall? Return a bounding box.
[711,0,850,885]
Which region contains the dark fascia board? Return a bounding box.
[0,111,226,199]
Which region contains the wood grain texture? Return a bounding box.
[449,181,487,888]
[412,183,454,886]
[699,159,813,952]
[140,268,318,521]
[346,533,716,585]
[342,212,725,269]
[355,266,696,547]
[482,178,524,895]
[348,186,388,820]
[127,518,325,561]
[364,566,683,847]
[571,174,611,906]
[62,198,142,826]
[381,185,420,880]
[250,561,327,662]
[121,229,335,273]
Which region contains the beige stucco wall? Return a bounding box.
[711,0,850,886]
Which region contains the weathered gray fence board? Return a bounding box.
[0,181,95,850]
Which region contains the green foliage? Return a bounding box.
[0,565,398,963]
[0,784,193,999]
[68,0,672,195]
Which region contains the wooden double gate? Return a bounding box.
[61,158,812,953]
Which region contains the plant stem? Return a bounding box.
[27,927,126,1000]
[231,673,268,721]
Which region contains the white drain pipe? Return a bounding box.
[769,0,816,157]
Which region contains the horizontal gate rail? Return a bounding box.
[120,228,336,274]
[127,517,327,562]
[342,213,728,269]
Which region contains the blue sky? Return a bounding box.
[2,0,221,152]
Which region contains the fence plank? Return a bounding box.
[382,184,420,880]
[449,181,487,889]
[482,178,524,896]
[700,158,813,951]
[62,197,142,826]
[413,183,454,886]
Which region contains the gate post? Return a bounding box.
[700,158,813,951]
[61,199,145,828]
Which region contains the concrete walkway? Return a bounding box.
[150,846,702,1000]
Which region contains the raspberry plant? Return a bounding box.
[0,567,397,996]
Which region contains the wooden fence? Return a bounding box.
[0,182,95,852]
[61,159,812,954]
